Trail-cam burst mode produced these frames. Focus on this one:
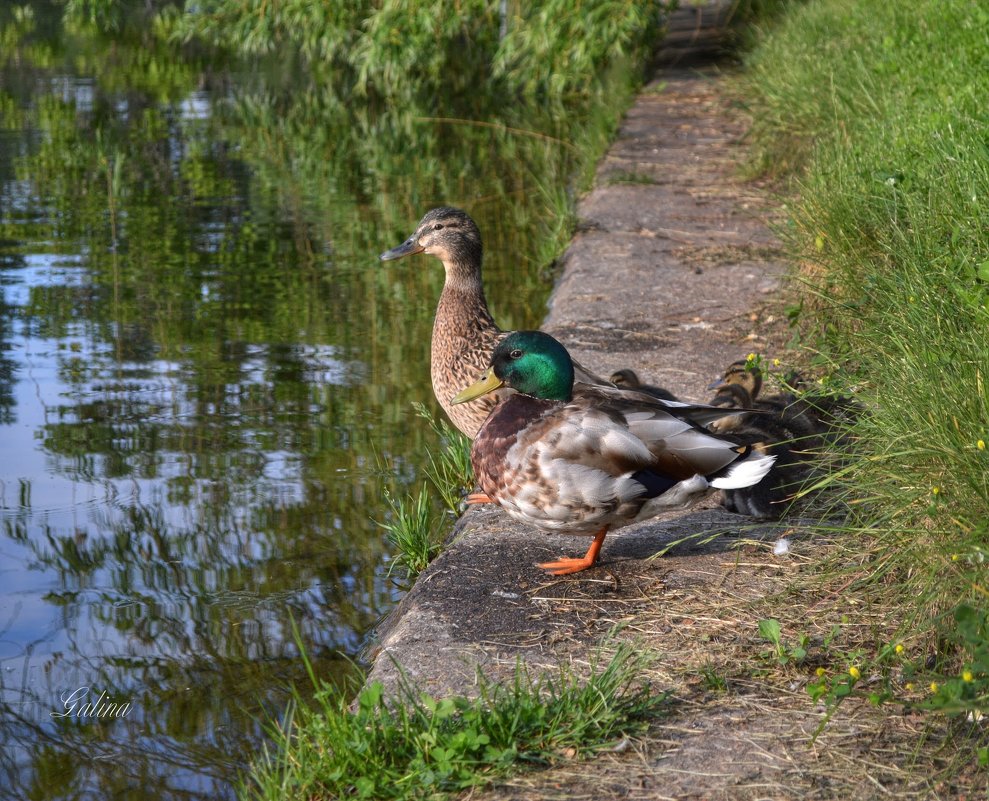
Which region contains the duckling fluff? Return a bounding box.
[380,207,610,438]
[453,331,776,575]
[707,360,819,444]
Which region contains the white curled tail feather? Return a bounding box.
[710,452,776,490]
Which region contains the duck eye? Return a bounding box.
[433,223,444,230]
[509,349,523,359]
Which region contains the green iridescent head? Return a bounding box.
[452,330,574,405]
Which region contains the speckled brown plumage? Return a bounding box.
[381,207,608,438]
[380,208,509,436]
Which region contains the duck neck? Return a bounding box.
[436,258,497,331]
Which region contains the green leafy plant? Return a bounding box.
[757,618,808,666]
[244,642,667,801]
[922,605,989,717]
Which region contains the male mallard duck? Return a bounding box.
[608,369,679,402]
[452,331,776,575]
[380,207,608,439]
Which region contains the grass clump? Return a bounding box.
[243,643,665,801]
[378,405,474,580]
[379,486,441,579]
[413,402,474,515]
[743,0,989,700]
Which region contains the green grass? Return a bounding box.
[242,643,666,801]
[376,406,473,581]
[743,0,989,704]
[379,486,441,580]
[413,402,474,515]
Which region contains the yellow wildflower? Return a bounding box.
[895,644,905,655]
[849,666,861,680]
[963,670,974,683]
[815,667,826,678]
[930,682,939,693]
[978,440,986,451]
[905,683,915,692]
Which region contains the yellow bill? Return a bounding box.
[451,369,504,405]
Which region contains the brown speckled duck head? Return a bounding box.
[380,207,483,281]
[709,359,763,399]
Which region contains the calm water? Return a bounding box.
[0,9,589,800]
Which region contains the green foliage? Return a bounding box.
[757,618,808,666]
[243,643,666,801]
[376,406,476,579]
[157,0,368,63]
[63,0,673,101]
[493,0,666,97]
[379,486,442,580]
[413,403,475,514]
[923,605,989,717]
[744,0,989,652]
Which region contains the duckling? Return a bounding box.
[608,369,680,402]
[380,207,610,439]
[708,360,839,518]
[452,331,776,575]
[707,360,820,445]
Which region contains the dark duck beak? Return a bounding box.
[380,235,424,261]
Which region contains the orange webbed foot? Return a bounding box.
[537,528,607,576]
[537,556,599,576]
[465,492,493,505]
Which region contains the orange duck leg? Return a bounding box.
[537,527,608,576]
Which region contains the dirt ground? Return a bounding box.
[363,53,986,801]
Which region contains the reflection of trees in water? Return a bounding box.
[0,5,625,798]
[0,494,373,800]
[0,288,15,425]
[0,641,353,801]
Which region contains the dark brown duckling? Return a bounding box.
[706,361,814,519]
[718,425,806,519]
[608,369,679,402]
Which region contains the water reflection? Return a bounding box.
[0,5,599,799]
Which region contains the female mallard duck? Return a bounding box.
[609,368,679,402]
[380,207,608,439]
[452,331,776,575]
